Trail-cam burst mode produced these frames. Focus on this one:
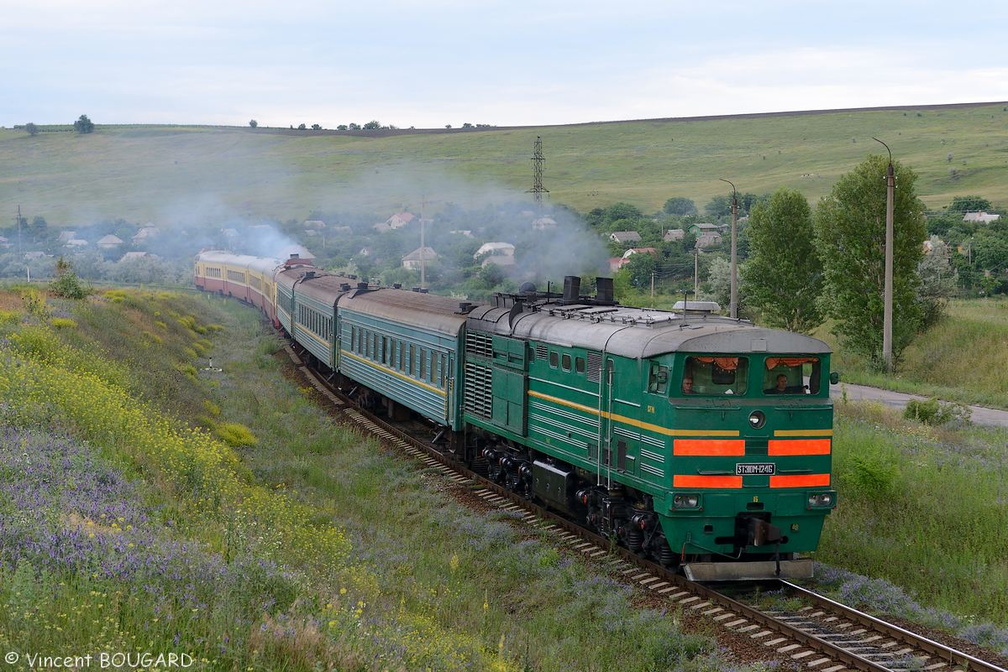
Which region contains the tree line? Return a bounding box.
[591,155,1004,372]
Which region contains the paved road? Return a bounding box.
[830,382,1008,428]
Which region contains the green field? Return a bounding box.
[3,102,1007,226]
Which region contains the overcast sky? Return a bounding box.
[3,0,1007,129]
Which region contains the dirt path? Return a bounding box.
[830,382,1008,428]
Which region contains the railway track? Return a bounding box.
[289,344,1008,672]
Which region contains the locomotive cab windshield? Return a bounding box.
[679,356,751,396]
[763,356,823,395]
[677,355,827,397]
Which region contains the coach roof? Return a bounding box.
[339,286,471,337]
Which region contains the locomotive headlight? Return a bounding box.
[672,493,701,509]
[748,410,766,429]
[807,492,836,508]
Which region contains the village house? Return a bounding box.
[132,225,159,245]
[374,212,416,232]
[97,235,124,250]
[695,232,723,249]
[402,246,437,270]
[963,211,1001,223]
[609,230,642,244]
[474,242,516,267]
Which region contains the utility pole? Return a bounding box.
[16,205,22,257]
[874,137,895,373]
[720,179,739,318]
[420,198,427,289]
[528,136,549,206]
[693,248,699,295]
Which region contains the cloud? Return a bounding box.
[3,0,1008,128]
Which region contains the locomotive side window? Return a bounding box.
[561,353,572,372]
[549,351,559,368]
[763,357,820,395]
[575,356,586,374]
[681,356,749,395]
[648,362,668,394]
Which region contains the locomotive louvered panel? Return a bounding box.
[535,343,548,361]
[587,351,602,383]
[465,331,493,357]
[464,362,492,418]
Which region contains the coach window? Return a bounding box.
[419,348,426,379]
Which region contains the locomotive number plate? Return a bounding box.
[735,462,775,475]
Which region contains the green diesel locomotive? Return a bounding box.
[464,277,836,580]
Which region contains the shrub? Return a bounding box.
[903,398,971,426]
[49,317,77,329]
[215,422,258,447]
[843,450,898,499]
[21,289,49,318]
[49,270,90,299]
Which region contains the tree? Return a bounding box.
[742,188,823,333]
[705,191,763,220]
[814,154,927,370]
[49,256,89,299]
[248,119,258,128]
[28,216,47,243]
[73,114,94,134]
[917,236,954,329]
[971,222,1008,284]
[705,256,731,309]
[25,122,38,136]
[948,195,992,214]
[662,197,697,216]
[622,251,656,289]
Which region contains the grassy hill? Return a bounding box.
[3,101,1007,226]
[2,284,1006,665]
